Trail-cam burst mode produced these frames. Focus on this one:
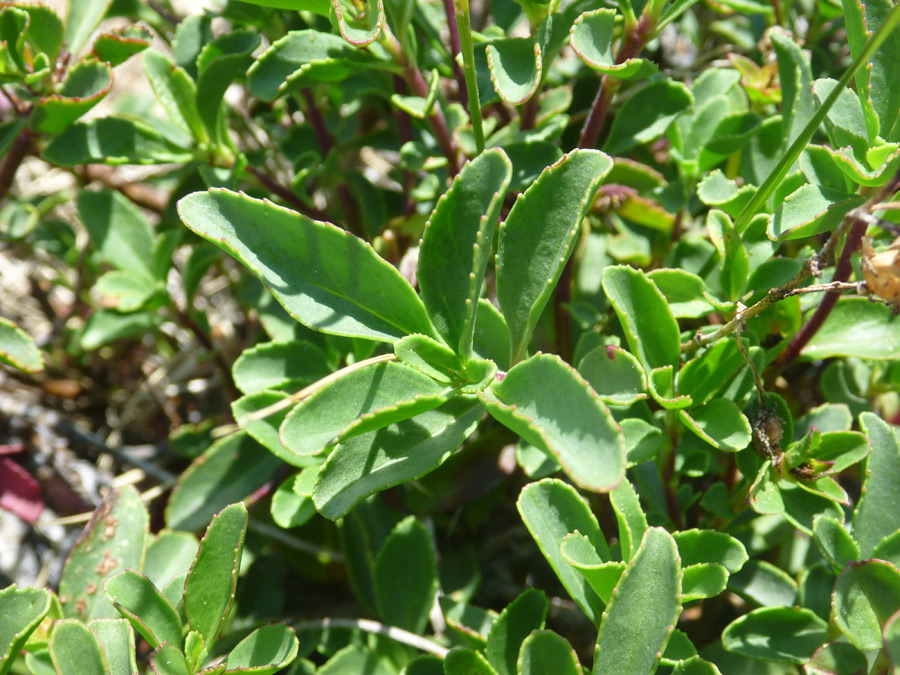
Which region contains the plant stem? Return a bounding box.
[243,165,329,221]
[293,618,449,657]
[442,0,468,107]
[239,353,397,424]
[732,0,900,234]
[578,27,646,148]
[0,129,33,201]
[453,0,485,153]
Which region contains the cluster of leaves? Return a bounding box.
[2,0,900,672]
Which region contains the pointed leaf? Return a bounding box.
[184,503,248,646]
[143,50,207,142]
[104,570,181,650]
[485,589,547,675]
[497,150,613,363]
[42,117,194,166]
[280,360,450,456]
[0,586,51,675]
[48,620,108,675]
[517,479,607,625]
[481,353,625,492]
[374,517,437,634]
[224,624,299,674]
[0,316,43,373]
[195,31,260,144]
[165,432,280,531]
[418,148,512,359]
[59,486,149,621]
[593,528,682,675]
[601,265,680,373]
[313,397,483,519]
[178,190,436,342]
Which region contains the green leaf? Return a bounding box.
[593,528,682,674]
[727,559,797,608]
[224,624,299,673]
[884,609,900,669]
[374,516,437,634]
[603,80,693,155]
[232,341,332,395]
[65,0,114,57]
[42,117,194,166]
[178,189,436,343]
[682,564,729,602]
[104,570,181,650]
[473,300,511,371]
[497,150,613,363]
[0,586,51,675]
[833,559,900,650]
[559,534,625,604]
[647,269,716,319]
[79,310,161,351]
[812,515,859,572]
[31,59,113,134]
[517,479,607,625]
[247,30,388,102]
[184,502,248,646]
[59,486,149,621]
[678,399,752,451]
[481,353,625,492]
[771,31,815,145]
[621,418,664,465]
[77,189,155,281]
[873,530,900,568]
[672,656,722,675]
[144,531,200,591]
[722,607,827,663]
[806,641,868,675]
[48,621,108,674]
[485,22,549,106]
[10,3,63,63]
[90,25,151,66]
[231,0,330,13]
[312,397,483,519]
[570,9,657,79]
[517,630,580,675]
[610,479,647,562]
[853,412,900,558]
[195,31,260,144]
[801,298,900,361]
[768,184,864,241]
[93,271,156,312]
[143,50,207,142]
[648,366,693,410]
[706,209,748,302]
[149,643,190,675]
[280,360,451,457]
[443,648,498,675]
[231,392,314,467]
[394,334,464,383]
[87,619,137,675]
[601,265,681,373]
[332,0,385,46]
[418,148,512,359]
[677,339,758,407]
[271,468,317,529]
[486,589,547,675]
[577,345,647,406]
[441,598,495,648]
[0,316,43,373]
[672,530,748,574]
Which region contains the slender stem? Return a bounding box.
[0,129,33,200]
[777,217,868,365]
[247,519,343,562]
[239,353,397,424]
[578,29,645,148]
[293,618,449,657]
[732,0,900,234]
[77,165,167,214]
[453,0,485,153]
[442,0,468,107]
[243,165,329,221]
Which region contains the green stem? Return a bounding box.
[454,0,485,154]
[733,0,900,234]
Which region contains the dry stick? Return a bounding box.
[293,618,449,657]
[77,165,168,214]
[0,129,33,201]
[238,352,397,424]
